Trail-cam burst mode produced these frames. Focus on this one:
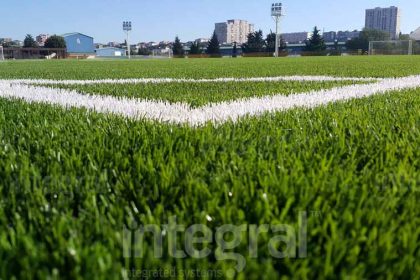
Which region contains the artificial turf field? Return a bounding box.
[0,56,419,279]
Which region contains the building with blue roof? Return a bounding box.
[95,47,127,57]
[62,33,94,56]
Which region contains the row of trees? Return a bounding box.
[173,31,221,56]
[22,34,66,49]
[242,30,287,53]
[303,27,395,54]
[172,27,329,57]
[240,27,400,56]
[345,29,391,52]
[242,27,328,55]
[172,29,288,57]
[169,26,399,57]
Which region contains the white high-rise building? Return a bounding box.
[215,20,254,44]
[365,6,401,40]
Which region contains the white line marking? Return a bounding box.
[0,76,419,126]
[6,75,378,85]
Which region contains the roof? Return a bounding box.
[410,27,420,40]
[61,32,94,39]
[95,47,125,51]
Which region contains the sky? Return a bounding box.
[1,0,419,43]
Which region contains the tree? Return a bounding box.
[265,32,287,53]
[242,30,265,53]
[232,42,238,58]
[44,35,66,49]
[346,28,391,53]
[189,41,202,55]
[206,31,220,55]
[138,48,151,55]
[172,36,184,56]
[399,34,411,40]
[23,34,38,48]
[304,27,326,54]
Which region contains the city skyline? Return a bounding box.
[1,0,419,43]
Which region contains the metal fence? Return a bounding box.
[2,48,67,59]
[369,40,420,55]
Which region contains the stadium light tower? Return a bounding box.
[271,3,285,57]
[123,21,132,59]
[0,46,4,61]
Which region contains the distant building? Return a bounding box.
[282,32,311,44]
[11,40,23,47]
[36,34,49,47]
[62,33,95,56]
[95,47,126,57]
[410,27,420,41]
[365,6,401,39]
[159,41,171,46]
[336,30,360,41]
[195,38,210,44]
[323,31,336,42]
[151,47,172,56]
[0,38,12,44]
[148,42,159,47]
[215,20,254,44]
[107,42,121,48]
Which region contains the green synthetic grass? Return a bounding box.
[1,56,420,80]
[0,57,419,279]
[46,80,364,107]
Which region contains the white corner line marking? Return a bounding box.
[0,75,419,127]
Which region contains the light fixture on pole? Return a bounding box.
[271,3,285,57]
[123,21,132,59]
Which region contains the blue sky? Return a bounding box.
[1,0,419,43]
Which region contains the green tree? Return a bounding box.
[206,31,220,55]
[265,32,287,53]
[399,34,411,40]
[23,34,38,48]
[189,41,202,55]
[304,27,326,54]
[172,36,184,56]
[44,35,66,49]
[346,28,391,52]
[242,30,265,53]
[138,48,151,55]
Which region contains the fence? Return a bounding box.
[369,40,420,55]
[1,48,67,59]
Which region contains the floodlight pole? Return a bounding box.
[275,16,280,57]
[0,46,4,61]
[408,40,413,55]
[123,21,132,59]
[271,3,285,57]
